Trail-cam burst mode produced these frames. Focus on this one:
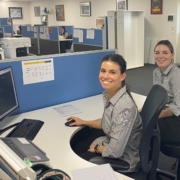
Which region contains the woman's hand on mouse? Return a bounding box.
[67,116,85,126]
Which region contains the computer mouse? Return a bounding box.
[65,119,76,127]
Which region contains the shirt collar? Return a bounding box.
[103,85,127,106]
[156,63,175,77]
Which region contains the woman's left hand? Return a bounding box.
[87,144,96,153]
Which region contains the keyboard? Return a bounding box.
[6,119,44,141]
[1,138,26,160]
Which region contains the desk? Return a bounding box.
[0,93,146,180]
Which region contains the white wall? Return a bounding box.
[0,1,31,25]
[128,0,179,63]
[29,0,116,28]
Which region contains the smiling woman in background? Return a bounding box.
[153,40,180,143]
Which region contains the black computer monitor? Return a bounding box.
[0,67,19,133]
[0,31,4,38]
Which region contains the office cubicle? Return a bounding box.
[21,25,74,55]
[0,49,116,115]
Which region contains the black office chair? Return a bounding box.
[156,143,180,179]
[89,84,168,180]
[66,35,73,50]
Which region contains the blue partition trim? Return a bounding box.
[0,50,115,114]
[73,28,102,46]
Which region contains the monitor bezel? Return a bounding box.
[0,67,19,122]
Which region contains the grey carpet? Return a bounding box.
[126,63,178,179]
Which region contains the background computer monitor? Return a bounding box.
[0,67,19,122]
[0,31,4,38]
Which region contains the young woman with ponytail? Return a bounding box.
[67,54,143,172]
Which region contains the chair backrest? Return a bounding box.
[139,84,168,178]
[66,34,73,49]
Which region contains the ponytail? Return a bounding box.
[122,80,137,107]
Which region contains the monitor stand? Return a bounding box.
[0,123,19,135]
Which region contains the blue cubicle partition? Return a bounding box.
[39,26,59,41]
[21,25,36,38]
[2,25,13,37]
[0,50,116,115]
[0,18,12,26]
[73,28,103,46]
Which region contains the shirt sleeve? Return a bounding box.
[64,32,69,39]
[169,70,180,116]
[102,107,137,158]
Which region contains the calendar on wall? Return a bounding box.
[21,58,54,85]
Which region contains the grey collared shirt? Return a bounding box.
[92,86,143,172]
[153,63,180,117]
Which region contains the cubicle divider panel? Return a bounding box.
[21,25,36,38]
[39,26,60,55]
[74,44,103,52]
[73,28,103,46]
[29,38,39,55]
[0,50,116,114]
[39,39,59,55]
[2,25,13,37]
[0,18,12,26]
[73,28,103,52]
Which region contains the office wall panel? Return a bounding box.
[0,50,115,115]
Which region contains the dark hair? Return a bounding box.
[60,26,66,35]
[101,54,136,105]
[154,40,174,53]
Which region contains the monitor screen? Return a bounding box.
[0,67,19,122]
[0,30,4,38]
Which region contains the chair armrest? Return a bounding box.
[89,156,130,171]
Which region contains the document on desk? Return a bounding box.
[72,164,118,180]
[53,104,83,117]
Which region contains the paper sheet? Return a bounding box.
[21,58,54,85]
[27,26,31,31]
[34,33,37,38]
[53,104,83,117]
[72,164,118,180]
[79,30,83,42]
[40,27,44,33]
[73,29,80,38]
[86,29,94,39]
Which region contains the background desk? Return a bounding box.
[0,93,146,180]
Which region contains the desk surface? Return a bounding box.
[0,93,146,180]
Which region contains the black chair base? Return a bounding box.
[156,169,176,180]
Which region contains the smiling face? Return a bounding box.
[154,44,174,72]
[99,61,126,94]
